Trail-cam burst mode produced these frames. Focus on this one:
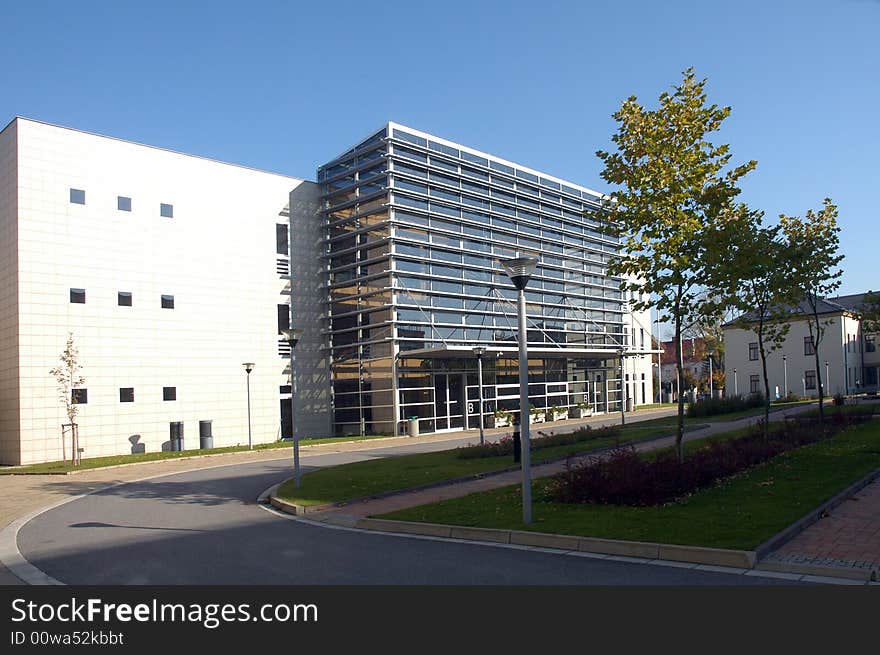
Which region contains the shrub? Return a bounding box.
[833,393,845,406]
[455,425,619,459]
[686,394,765,418]
[545,414,863,507]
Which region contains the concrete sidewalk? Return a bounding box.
[0,405,675,585]
[301,402,818,524]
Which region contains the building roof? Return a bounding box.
[722,294,852,328]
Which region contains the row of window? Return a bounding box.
[70,289,174,308]
[747,372,817,393]
[847,333,876,353]
[70,188,173,217]
[748,337,814,360]
[71,386,177,404]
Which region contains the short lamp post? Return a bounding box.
[733,368,738,397]
[282,328,304,487]
[472,346,487,445]
[652,362,661,404]
[619,349,626,426]
[242,363,255,450]
[707,348,714,398]
[825,361,830,398]
[783,355,788,398]
[501,256,538,525]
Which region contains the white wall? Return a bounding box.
[723,314,859,399]
[8,118,320,465]
[0,121,20,464]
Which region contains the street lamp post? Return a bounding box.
[242,363,255,450]
[472,346,487,446]
[783,355,788,398]
[707,349,714,398]
[825,361,830,398]
[501,256,538,525]
[733,368,738,397]
[282,328,304,487]
[619,350,626,426]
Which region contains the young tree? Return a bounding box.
[50,332,85,460]
[854,291,880,334]
[709,206,799,437]
[596,68,756,461]
[780,199,844,425]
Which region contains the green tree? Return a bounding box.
[50,332,86,462]
[854,291,880,334]
[596,68,756,460]
[780,198,844,425]
[709,206,799,437]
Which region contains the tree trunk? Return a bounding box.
[807,294,825,426]
[757,317,771,441]
[675,317,685,463]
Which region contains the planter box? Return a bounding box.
[490,415,511,428]
[547,409,568,422]
[530,412,546,424]
[570,407,592,419]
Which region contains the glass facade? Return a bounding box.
[318,123,628,436]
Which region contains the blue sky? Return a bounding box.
[2,0,877,299]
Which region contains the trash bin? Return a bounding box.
[626,396,634,412]
[199,420,213,450]
[170,421,184,451]
[407,416,419,438]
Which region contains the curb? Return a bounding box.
[353,518,757,568]
[754,465,880,559]
[755,559,877,582]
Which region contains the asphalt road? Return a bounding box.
[16,439,801,585]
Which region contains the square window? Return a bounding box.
[70,288,86,304]
[749,375,760,394]
[118,291,132,306]
[70,188,85,204]
[804,336,815,356]
[161,294,174,309]
[119,387,134,403]
[71,388,88,404]
[804,370,816,390]
[163,387,176,401]
[160,203,174,218]
[118,196,132,212]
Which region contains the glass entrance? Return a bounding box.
[433,372,465,431]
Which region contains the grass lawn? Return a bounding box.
[0,434,392,475]
[276,420,704,507]
[378,420,880,551]
[799,403,880,418]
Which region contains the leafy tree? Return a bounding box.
[780,199,844,425]
[50,332,85,462]
[596,68,756,461]
[709,206,799,437]
[854,290,880,334]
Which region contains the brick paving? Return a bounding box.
[766,479,880,573]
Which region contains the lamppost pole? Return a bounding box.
[825,360,830,398]
[619,350,626,426]
[733,368,738,397]
[783,354,788,398]
[473,346,486,446]
[282,328,304,487]
[242,363,255,450]
[708,349,714,398]
[502,256,537,525]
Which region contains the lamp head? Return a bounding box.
[500,256,538,291]
[281,327,304,348]
[472,346,487,359]
[242,362,255,374]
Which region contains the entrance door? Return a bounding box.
[433,373,466,431]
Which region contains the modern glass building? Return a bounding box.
[318,122,651,437]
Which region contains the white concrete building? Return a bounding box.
[1,117,658,465]
[723,294,879,400]
[0,118,328,465]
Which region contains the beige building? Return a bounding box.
[723,294,878,399]
[0,118,328,465]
